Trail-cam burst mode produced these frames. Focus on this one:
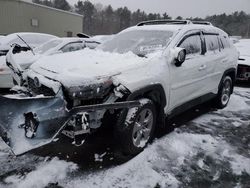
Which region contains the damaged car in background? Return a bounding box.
[0,32,57,89]
[0,20,238,156]
[234,39,250,82]
[0,32,56,57]
[1,37,100,89]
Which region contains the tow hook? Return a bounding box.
[73,113,90,146]
[62,113,90,146]
[19,112,40,139]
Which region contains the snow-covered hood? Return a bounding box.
[29,49,148,87]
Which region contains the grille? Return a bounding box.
[28,77,55,96]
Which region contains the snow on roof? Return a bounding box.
[183,24,228,35]
[0,32,56,45]
[125,24,183,33]
[56,37,99,44]
[91,35,114,43]
[59,37,85,41]
[123,23,227,36]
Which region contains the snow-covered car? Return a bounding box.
[0,32,56,57]
[91,35,114,44]
[234,39,250,82]
[33,37,99,55]
[0,20,238,155]
[0,37,99,88]
[0,32,56,88]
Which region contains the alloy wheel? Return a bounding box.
[132,108,154,148]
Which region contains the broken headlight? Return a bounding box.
[66,79,113,100]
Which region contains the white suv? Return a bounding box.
[1,20,238,155]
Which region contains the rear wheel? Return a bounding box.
[214,76,233,109]
[115,98,156,155]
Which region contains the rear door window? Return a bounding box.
[204,34,220,53]
[220,36,231,48]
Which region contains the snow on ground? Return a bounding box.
[4,158,77,188]
[0,86,250,188]
[63,133,218,188]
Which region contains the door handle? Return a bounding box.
[199,64,207,71]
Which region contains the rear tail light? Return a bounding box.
[238,65,250,79]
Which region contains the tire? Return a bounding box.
[214,76,233,109]
[114,98,156,155]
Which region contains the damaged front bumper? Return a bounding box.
[0,89,140,155]
[0,90,68,155]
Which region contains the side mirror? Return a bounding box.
[171,47,186,67]
[11,43,22,54]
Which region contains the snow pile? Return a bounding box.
[5,157,78,188]
[91,35,114,44]
[221,149,250,175]
[224,93,250,111]
[65,148,178,188]
[195,87,250,125]
[156,132,218,164]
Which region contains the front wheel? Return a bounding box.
[115,98,156,155]
[214,76,233,109]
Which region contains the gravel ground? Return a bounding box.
[0,86,249,188]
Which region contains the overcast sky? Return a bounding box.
[67,0,250,18]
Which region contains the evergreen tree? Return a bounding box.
[53,0,71,11]
[34,0,250,37]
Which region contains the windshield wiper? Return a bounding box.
[16,34,35,55]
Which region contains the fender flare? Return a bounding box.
[127,84,166,106]
[126,84,167,127]
[218,68,237,93]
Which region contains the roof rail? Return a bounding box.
[137,20,191,26]
[136,19,212,26]
[191,21,212,25]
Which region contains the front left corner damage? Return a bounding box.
[0,92,68,155]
